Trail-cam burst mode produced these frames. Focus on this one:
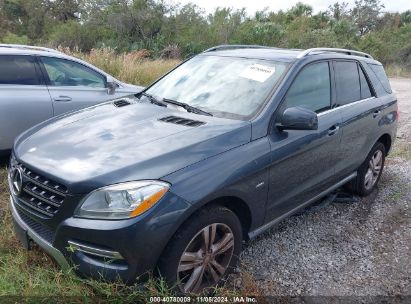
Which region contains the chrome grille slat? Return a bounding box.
[22,167,68,194]
[23,187,62,208]
[25,182,64,204]
[13,164,68,218]
[22,171,67,196]
[17,197,56,217]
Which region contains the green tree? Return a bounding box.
[327,2,350,21]
[351,0,384,35]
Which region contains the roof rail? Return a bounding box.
[0,44,61,54]
[297,48,373,59]
[203,44,278,53]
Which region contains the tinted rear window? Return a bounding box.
[334,61,361,106]
[0,55,41,85]
[368,63,392,93]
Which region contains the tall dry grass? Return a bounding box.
[385,64,411,78]
[58,48,411,82]
[58,47,181,86]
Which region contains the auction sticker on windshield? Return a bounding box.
[240,64,275,82]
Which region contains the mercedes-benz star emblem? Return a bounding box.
[11,167,23,196]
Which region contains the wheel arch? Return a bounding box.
[377,133,392,155]
[155,195,253,276]
[202,196,253,241]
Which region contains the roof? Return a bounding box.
[0,46,66,58]
[0,44,125,82]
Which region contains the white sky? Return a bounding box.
[171,0,410,14]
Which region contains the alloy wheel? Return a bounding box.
[177,223,235,293]
[364,149,383,190]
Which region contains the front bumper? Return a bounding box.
[10,195,70,270]
[10,190,192,282]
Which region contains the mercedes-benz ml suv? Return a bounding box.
[8,46,398,294]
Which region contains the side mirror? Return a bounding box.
[106,76,117,95]
[278,106,318,131]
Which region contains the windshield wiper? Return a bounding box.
[142,93,168,107]
[163,98,213,116]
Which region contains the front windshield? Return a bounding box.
[145,55,289,119]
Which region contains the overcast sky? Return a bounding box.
[172,0,409,15]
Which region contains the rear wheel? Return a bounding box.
[348,142,386,196]
[157,206,242,294]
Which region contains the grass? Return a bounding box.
[389,141,411,161]
[385,64,411,78]
[60,47,181,86]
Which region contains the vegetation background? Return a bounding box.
[1,0,411,82]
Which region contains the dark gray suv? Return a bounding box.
[8,46,398,294]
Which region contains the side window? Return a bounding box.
[334,61,361,106]
[284,62,331,113]
[40,57,106,88]
[0,55,41,85]
[359,66,372,99]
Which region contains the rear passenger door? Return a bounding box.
[332,60,382,178]
[0,55,53,150]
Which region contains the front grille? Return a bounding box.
[18,165,68,218]
[16,207,55,244]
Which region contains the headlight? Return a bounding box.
[75,181,169,219]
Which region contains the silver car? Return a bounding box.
[0,44,143,153]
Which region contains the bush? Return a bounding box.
[1,32,30,44]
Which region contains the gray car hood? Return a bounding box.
[15,101,251,193]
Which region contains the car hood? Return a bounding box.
[15,100,251,194]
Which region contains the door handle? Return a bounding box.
[53,96,72,102]
[328,125,340,136]
[373,110,381,118]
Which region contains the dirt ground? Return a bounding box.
[239,78,411,297]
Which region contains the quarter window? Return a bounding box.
[284,62,331,113]
[41,57,106,88]
[0,55,41,85]
[334,61,361,106]
[368,63,392,93]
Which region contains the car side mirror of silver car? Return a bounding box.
[106,77,117,95]
[277,106,318,131]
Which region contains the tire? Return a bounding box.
[157,206,242,294]
[347,141,386,196]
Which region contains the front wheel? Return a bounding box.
[348,141,386,196]
[157,206,242,294]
